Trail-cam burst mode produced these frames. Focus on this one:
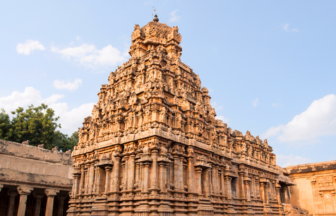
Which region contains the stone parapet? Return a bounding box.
[287,160,336,174]
[0,139,73,165]
[0,139,73,188]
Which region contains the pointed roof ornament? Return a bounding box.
[153,14,159,22]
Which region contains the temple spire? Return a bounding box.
[153,14,159,22]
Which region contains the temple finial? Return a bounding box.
[153,14,159,22]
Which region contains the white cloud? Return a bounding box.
[277,154,311,167]
[211,102,223,111]
[51,43,128,70]
[144,1,153,5]
[272,100,284,108]
[212,102,228,122]
[216,115,229,123]
[263,94,336,143]
[282,23,298,32]
[76,36,81,41]
[53,79,82,91]
[0,87,94,135]
[16,40,45,55]
[170,10,181,22]
[252,98,259,107]
[59,103,94,133]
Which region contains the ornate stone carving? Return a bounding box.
[67,15,302,216]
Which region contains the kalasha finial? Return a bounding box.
[153,14,159,22]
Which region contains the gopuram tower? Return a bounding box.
[68,15,296,216]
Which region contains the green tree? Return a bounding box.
[0,104,79,151]
[54,130,79,152]
[9,104,61,149]
[0,108,12,140]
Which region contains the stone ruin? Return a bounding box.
[68,15,308,216]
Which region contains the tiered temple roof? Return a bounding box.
[68,15,303,216]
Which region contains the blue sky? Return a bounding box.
[1,1,335,166]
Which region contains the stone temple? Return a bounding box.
[68,15,302,216]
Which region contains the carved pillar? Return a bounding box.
[33,193,44,216]
[187,157,194,193]
[128,154,135,191]
[173,155,179,191]
[17,186,33,216]
[196,167,203,195]
[45,189,59,216]
[265,182,269,204]
[122,156,129,191]
[150,150,159,193]
[183,159,188,191]
[275,182,281,204]
[245,181,251,202]
[93,166,100,194]
[89,163,95,194]
[110,156,120,193]
[212,166,217,195]
[255,177,260,198]
[225,176,232,200]
[250,175,255,199]
[104,166,112,194]
[143,162,150,193]
[179,156,184,191]
[79,165,85,196]
[72,175,80,198]
[284,185,289,204]
[140,163,144,190]
[220,167,225,196]
[159,162,167,192]
[57,195,67,216]
[135,160,140,189]
[84,166,89,194]
[239,171,245,199]
[260,183,265,204]
[7,190,18,216]
[270,180,276,201]
[203,168,210,197]
[170,161,174,189]
[311,180,317,213]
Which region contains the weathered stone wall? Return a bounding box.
[0,139,73,187]
[0,139,73,216]
[287,160,336,216]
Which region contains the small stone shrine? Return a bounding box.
[68,15,305,216]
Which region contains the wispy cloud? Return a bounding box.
[216,115,229,123]
[53,79,82,91]
[17,40,45,55]
[51,43,128,70]
[144,1,153,6]
[272,100,284,108]
[211,102,223,111]
[263,94,336,143]
[277,154,310,167]
[282,23,298,32]
[252,98,259,107]
[170,10,181,22]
